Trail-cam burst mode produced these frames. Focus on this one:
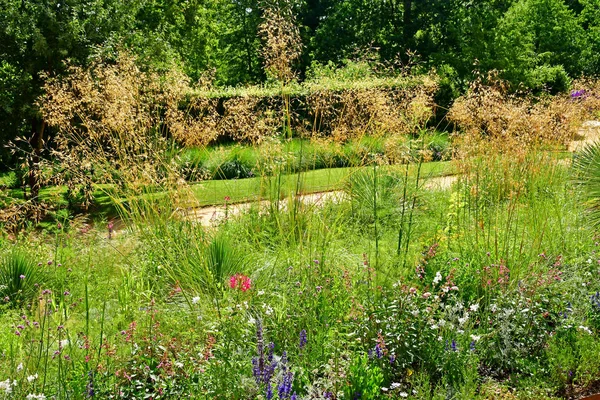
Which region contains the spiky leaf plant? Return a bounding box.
[344,167,399,223]
[0,250,42,308]
[572,141,600,227]
[191,234,243,296]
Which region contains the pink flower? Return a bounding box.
[229,274,251,292]
[224,196,231,202]
[422,292,432,299]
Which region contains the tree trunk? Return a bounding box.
[28,117,45,201]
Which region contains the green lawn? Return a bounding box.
[190,161,455,206]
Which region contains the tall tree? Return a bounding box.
[494,0,586,89]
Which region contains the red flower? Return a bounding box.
[229,274,251,292]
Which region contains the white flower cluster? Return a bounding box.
[0,379,14,394]
[26,394,46,400]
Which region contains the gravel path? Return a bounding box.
[182,174,457,226]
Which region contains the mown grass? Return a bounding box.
[1,161,456,220]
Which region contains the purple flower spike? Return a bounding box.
[299,329,307,349]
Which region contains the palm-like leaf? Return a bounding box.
[572,141,600,227]
[0,250,42,308]
[189,234,243,295]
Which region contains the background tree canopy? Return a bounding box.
[1,0,599,169]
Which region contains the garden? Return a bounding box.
[3,0,600,399]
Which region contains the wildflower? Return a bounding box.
[579,325,593,335]
[224,196,231,202]
[27,374,38,383]
[86,371,94,398]
[192,296,200,304]
[277,369,293,398]
[469,304,479,312]
[399,392,408,398]
[433,271,442,285]
[389,354,396,364]
[571,89,586,99]
[107,221,114,239]
[0,379,12,394]
[409,287,417,294]
[266,383,273,400]
[391,383,401,389]
[19,275,25,279]
[64,291,70,296]
[251,319,277,387]
[260,303,273,315]
[26,395,47,400]
[17,363,23,371]
[299,329,307,349]
[470,334,481,342]
[229,274,251,292]
[451,339,457,352]
[422,292,432,299]
[470,341,476,351]
[375,343,383,359]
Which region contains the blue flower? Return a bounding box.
[278,371,294,399]
[375,343,383,359]
[571,89,586,99]
[299,329,307,349]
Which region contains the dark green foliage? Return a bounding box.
[3,0,600,175]
[494,0,585,90]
